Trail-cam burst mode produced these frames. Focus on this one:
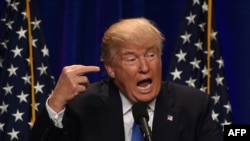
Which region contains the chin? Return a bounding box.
[139,94,155,103]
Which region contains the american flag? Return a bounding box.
[166,0,232,132]
[0,0,55,140]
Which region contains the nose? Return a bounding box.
[138,57,149,73]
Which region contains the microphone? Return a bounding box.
[132,102,152,141]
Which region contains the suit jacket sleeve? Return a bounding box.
[29,106,81,141]
[193,90,223,141]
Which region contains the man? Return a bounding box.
[30,18,223,141]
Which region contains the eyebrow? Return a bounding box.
[120,46,156,56]
[120,51,135,56]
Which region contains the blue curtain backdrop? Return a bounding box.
[1,0,250,124]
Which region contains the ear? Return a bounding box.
[104,63,115,78]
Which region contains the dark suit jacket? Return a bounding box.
[30,80,223,141]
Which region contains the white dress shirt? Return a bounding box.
[46,96,65,128]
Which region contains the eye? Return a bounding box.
[127,58,136,62]
[123,55,137,65]
[145,52,155,61]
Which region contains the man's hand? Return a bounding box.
[48,65,100,113]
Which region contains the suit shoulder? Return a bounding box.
[69,79,114,106]
[164,81,207,95]
[85,79,110,94]
[162,81,209,103]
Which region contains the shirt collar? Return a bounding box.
[120,91,133,115]
[119,91,156,115]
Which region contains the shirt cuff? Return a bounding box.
[45,96,65,128]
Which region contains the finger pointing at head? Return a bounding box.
[72,65,100,76]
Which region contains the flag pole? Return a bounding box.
[207,0,212,95]
[26,0,36,124]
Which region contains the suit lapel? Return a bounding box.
[152,82,181,141]
[97,81,125,141]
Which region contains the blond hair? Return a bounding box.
[100,17,165,63]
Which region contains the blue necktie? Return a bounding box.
[131,122,144,141]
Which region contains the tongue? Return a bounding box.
[138,80,149,87]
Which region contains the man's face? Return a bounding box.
[105,43,162,103]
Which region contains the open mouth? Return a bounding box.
[137,78,152,91]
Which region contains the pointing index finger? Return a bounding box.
[78,65,100,75]
[85,66,100,73]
